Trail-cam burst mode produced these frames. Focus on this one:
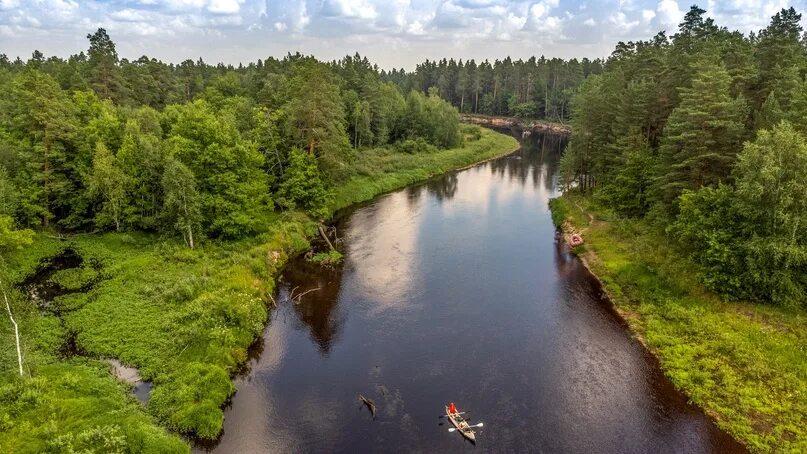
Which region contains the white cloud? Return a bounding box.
[657,0,684,26]
[3,0,807,70]
[0,0,20,10]
[208,0,243,14]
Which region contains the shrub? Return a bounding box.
[393,138,437,154]
[149,363,234,439]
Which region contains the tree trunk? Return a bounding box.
[43,139,50,228]
[2,280,23,377]
[188,225,195,249]
[460,93,464,113]
[318,224,335,251]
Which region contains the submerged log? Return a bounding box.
[318,224,336,251]
[358,394,377,419]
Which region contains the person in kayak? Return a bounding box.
[448,402,458,414]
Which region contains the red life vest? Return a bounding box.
[448,402,458,414]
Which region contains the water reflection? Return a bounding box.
[202,128,745,454]
[281,258,344,353]
[425,173,458,202]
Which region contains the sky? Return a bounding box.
[1,0,806,70]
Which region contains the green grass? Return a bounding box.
[1,217,314,450]
[309,249,343,266]
[331,127,519,211]
[550,194,807,453]
[0,127,518,450]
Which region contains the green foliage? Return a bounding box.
[161,158,201,248]
[0,362,188,453]
[733,123,807,306]
[551,194,807,453]
[655,59,747,209]
[48,267,99,292]
[393,138,437,154]
[165,100,270,238]
[460,124,482,141]
[283,62,351,179]
[598,134,656,217]
[89,142,127,231]
[0,216,33,250]
[547,198,568,227]
[672,122,807,307]
[48,424,127,453]
[276,148,332,219]
[387,55,596,120]
[332,128,518,211]
[309,250,343,266]
[149,363,233,439]
[401,91,463,149]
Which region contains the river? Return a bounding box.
[198,130,745,453]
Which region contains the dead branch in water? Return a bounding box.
[318,224,336,251]
[292,287,321,304]
[358,394,377,419]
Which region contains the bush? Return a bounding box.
[460,124,482,141]
[276,148,332,219]
[309,249,342,266]
[393,138,437,154]
[149,363,234,439]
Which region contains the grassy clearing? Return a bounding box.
[1,216,313,452]
[549,194,807,453]
[332,127,519,211]
[1,127,517,451]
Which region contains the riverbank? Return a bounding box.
[549,194,806,453]
[460,113,571,136]
[331,127,519,211]
[0,127,518,452]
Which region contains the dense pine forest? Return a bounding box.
[0,29,590,248]
[561,6,807,308]
[385,56,603,120]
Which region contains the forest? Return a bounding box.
[561,6,807,308]
[0,30,484,246]
[0,28,527,452]
[1,4,805,452]
[385,56,603,121]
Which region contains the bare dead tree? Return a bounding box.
[1,278,23,377]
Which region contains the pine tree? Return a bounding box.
[6,70,77,227]
[655,60,747,209]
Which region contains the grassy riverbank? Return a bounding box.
[549,194,806,453]
[0,128,517,452]
[332,127,519,210]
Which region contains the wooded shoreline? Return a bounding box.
[460,114,572,136]
[0,128,519,452]
[549,194,806,453]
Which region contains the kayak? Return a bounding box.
[445,404,477,442]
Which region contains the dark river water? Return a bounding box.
[199,130,745,453]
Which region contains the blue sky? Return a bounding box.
[1,1,805,69]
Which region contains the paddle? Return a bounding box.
[448,422,483,432]
[439,411,468,418]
